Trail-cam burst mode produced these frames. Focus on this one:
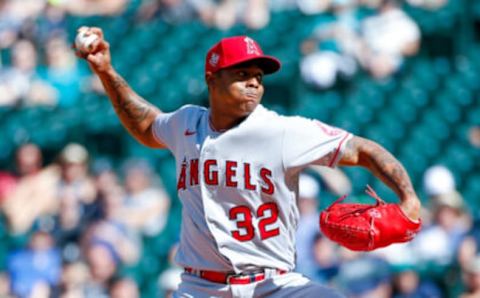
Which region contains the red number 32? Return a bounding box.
[229,202,280,241]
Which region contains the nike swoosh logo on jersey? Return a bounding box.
[184,129,196,136]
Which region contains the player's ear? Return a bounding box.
[205,71,215,88]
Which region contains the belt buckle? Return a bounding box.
[226,273,241,284]
[227,271,265,285]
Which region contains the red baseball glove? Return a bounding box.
[319,185,421,251]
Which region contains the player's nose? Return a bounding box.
[246,76,260,88]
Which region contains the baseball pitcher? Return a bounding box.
[74,27,421,298]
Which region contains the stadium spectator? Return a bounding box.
[122,159,170,236]
[336,254,393,298]
[410,190,471,288]
[299,1,360,88]
[308,232,340,284]
[423,165,456,198]
[57,261,90,297]
[0,172,17,204]
[295,173,322,275]
[406,0,448,10]
[0,0,46,48]
[57,0,128,17]
[468,126,480,149]
[92,159,122,210]
[35,2,68,43]
[6,230,61,298]
[0,273,14,298]
[391,265,442,298]
[460,255,480,298]
[81,182,140,265]
[52,187,92,262]
[82,243,117,298]
[0,39,56,106]
[244,0,270,30]
[296,0,331,15]
[39,35,88,107]
[48,144,106,263]
[109,277,140,298]
[358,0,420,79]
[14,143,43,177]
[158,244,182,298]
[2,143,59,234]
[57,143,97,207]
[136,0,199,23]
[296,167,351,281]
[188,0,270,30]
[458,219,480,272]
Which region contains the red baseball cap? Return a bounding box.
[205,36,281,75]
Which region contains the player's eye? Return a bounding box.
[237,71,247,78]
[256,74,263,84]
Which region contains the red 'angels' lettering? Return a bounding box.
[204,159,219,185]
[244,163,256,191]
[177,158,275,194]
[177,159,187,190]
[190,158,199,186]
[225,161,238,187]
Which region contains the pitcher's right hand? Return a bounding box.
[73,26,112,74]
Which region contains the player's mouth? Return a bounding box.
[243,91,259,100]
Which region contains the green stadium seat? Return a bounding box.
[467,106,480,125]
[443,144,475,175]
[294,92,319,118]
[366,127,395,152]
[378,113,406,140]
[386,94,417,124]
[343,167,370,194]
[464,174,480,209]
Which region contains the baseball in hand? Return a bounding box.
[75,29,99,55]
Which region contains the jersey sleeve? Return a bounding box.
[282,116,353,170]
[152,105,200,152]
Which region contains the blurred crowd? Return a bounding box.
[1,142,479,297]
[0,0,451,107]
[298,0,450,89]
[0,143,172,297]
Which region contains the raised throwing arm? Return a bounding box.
[74,26,165,149]
[339,136,421,220]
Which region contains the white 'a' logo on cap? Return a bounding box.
[209,53,220,66]
[244,37,260,55]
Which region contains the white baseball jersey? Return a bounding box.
[152,104,352,274]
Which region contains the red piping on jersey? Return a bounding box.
[328,133,351,168]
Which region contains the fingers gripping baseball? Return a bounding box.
[74,26,112,73]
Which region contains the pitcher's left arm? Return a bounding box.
[338,136,421,220]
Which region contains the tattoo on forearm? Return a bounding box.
[344,138,415,198]
[104,74,154,134]
[365,142,415,198]
[369,148,415,197]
